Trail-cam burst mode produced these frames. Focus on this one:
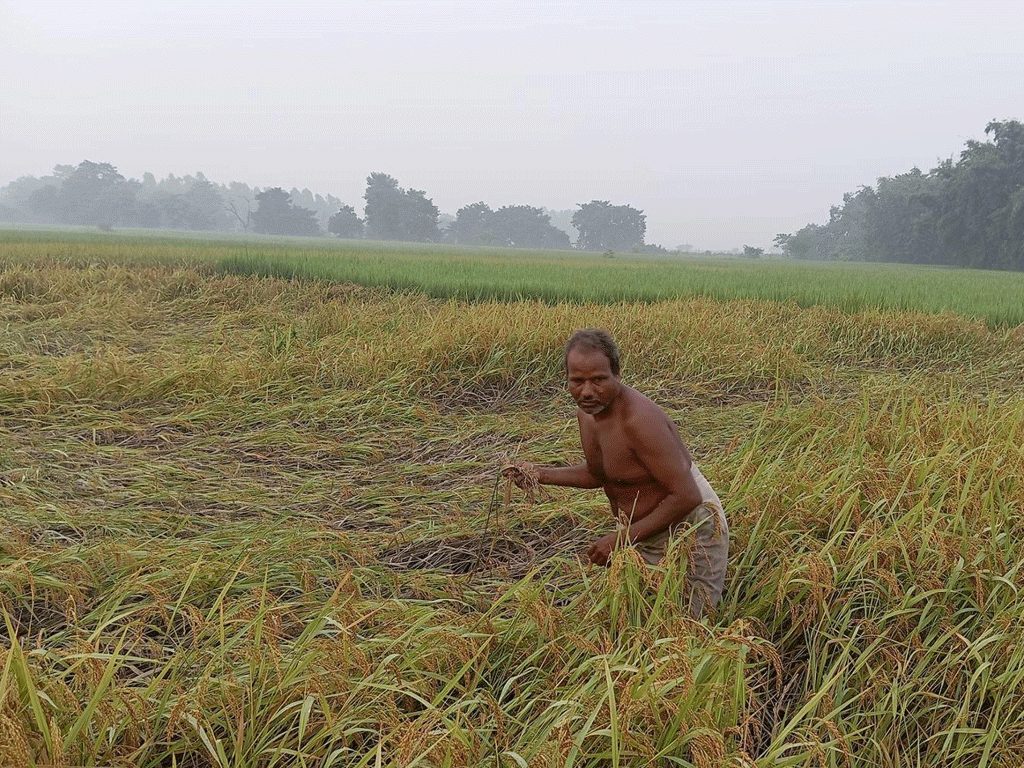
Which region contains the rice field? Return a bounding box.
[5,228,1024,327]
[2,229,1024,766]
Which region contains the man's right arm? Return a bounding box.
[537,463,602,489]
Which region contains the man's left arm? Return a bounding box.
[588,416,702,565]
[624,417,703,542]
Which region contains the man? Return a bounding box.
[506,329,728,618]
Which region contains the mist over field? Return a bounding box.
[2,0,1023,251]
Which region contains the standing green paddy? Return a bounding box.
[5,227,1024,326]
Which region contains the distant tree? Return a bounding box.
[779,119,1024,270]
[932,120,1024,269]
[451,202,494,245]
[160,173,188,195]
[450,203,571,249]
[290,186,340,232]
[252,187,322,236]
[28,186,60,221]
[314,193,343,232]
[774,225,830,260]
[489,205,571,249]
[135,200,162,228]
[437,212,456,240]
[291,187,317,212]
[363,173,406,240]
[403,189,442,242]
[58,161,134,226]
[0,174,61,213]
[182,178,225,231]
[221,182,255,233]
[363,173,440,242]
[861,169,943,265]
[572,200,646,251]
[0,203,25,223]
[328,204,364,238]
[151,193,195,230]
[635,242,669,255]
[818,188,875,262]
[742,245,764,259]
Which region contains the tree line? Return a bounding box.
[0,164,648,253]
[775,119,1024,270]
[0,163,345,237]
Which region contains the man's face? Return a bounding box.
[566,347,621,417]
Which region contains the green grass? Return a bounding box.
[4,226,1024,326]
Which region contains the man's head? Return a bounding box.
[564,329,622,417]
[563,329,620,376]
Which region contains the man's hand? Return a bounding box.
[501,461,541,502]
[587,532,621,567]
[501,462,538,491]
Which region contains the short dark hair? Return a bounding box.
[564,328,620,375]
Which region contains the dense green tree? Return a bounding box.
[27,186,60,221]
[863,169,944,264]
[783,119,1024,270]
[489,205,571,249]
[933,120,1024,269]
[774,225,830,260]
[252,187,322,236]
[572,200,646,251]
[450,203,571,249]
[363,173,406,240]
[328,204,363,238]
[403,189,442,242]
[363,173,440,242]
[451,202,494,245]
[58,161,134,226]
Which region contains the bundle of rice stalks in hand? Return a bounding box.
[501,460,543,503]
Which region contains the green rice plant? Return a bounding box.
[6,226,1024,326]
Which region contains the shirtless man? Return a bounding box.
[507,329,729,617]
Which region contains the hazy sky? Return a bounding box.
[2,0,1022,249]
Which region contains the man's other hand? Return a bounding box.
[587,532,620,567]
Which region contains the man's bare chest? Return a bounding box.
[583,423,651,485]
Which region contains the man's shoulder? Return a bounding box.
[620,387,669,433]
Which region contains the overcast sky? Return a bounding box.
[2,0,1022,249]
